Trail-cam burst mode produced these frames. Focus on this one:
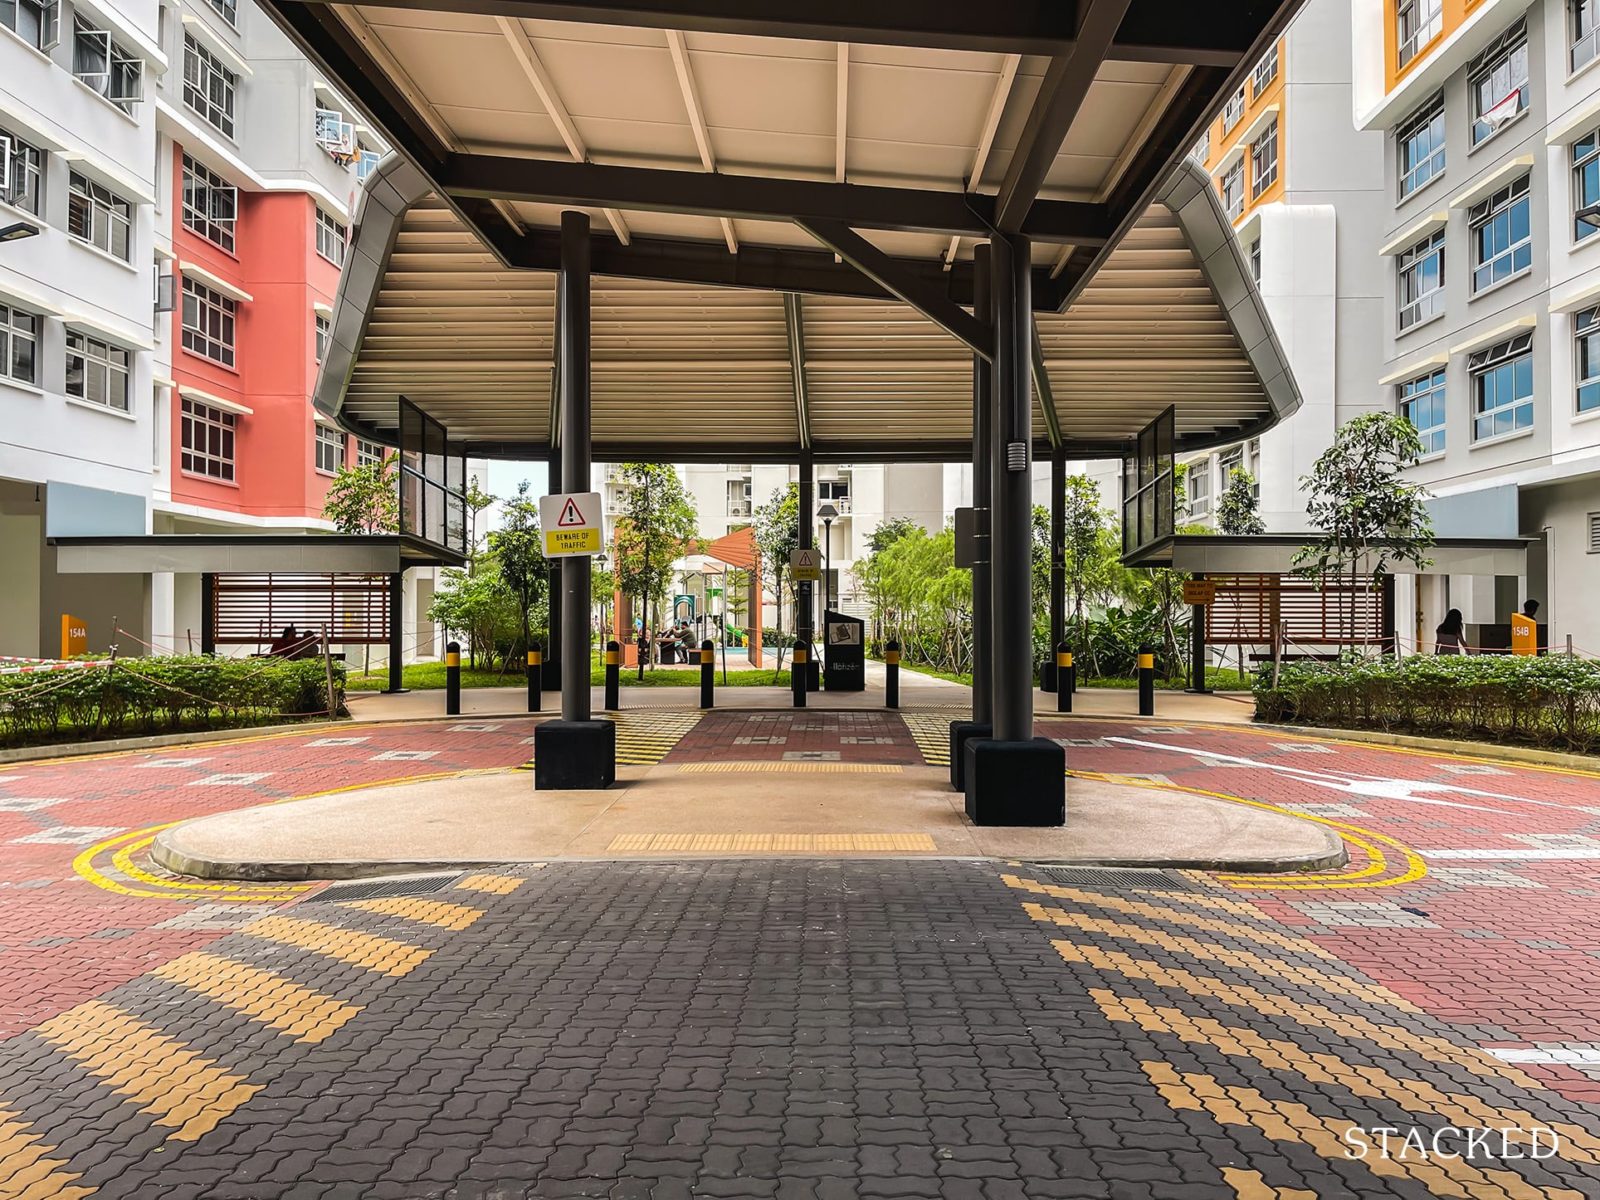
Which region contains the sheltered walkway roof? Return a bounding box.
[270,0,1307,461]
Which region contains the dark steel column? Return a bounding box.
[970,244,993,725]
[797,456,817,690]
[544,448,562,691]
[387,571,404,693]
[200,572,216,656]
[559,210,592,723]
[1045,441,1065,692]
[989,233,1033,743]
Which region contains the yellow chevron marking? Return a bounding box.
[152,952,360,1044]
[1220,1168,1316,1200]
[35,1002,261,1142]
[345,896,486,931]
[606,833,936,853]
[1097,991,1600,1164]
[675,762,903,774]
[1003,876,1338,959]
[1052,941,1540,1087]
[243,915,430,977]
[1126,887,1274,920]
[1025,905,1420,1011]
[0,1105,94,1200]
[1142,1065,1584,1200]
[456,872,526,895]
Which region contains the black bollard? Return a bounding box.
[1056,642,1072,714]
[885,639,900,709]
[445,640,461,716]
[604,640,620,710]
[700,639,714,709]
[792,640,808,708]
[527,640,542,713]
[1138,644,1155,717]
[636,634,647,681]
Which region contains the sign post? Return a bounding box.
[539,491,604,557]
[790,547,822,582]
[60,614,87,659]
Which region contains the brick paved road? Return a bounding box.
[1,710,1600,1195]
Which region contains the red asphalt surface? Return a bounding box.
[4,711,1600,1101]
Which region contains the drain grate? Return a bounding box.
[303,871,461,904]
[1024,865,1203,893]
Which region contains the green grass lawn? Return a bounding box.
[348,656,790,691]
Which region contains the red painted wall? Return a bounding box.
[170,143,344,520]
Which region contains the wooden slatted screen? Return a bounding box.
[212,574,390,646]
[1204,574,1382,647]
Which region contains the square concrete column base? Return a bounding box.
[947,721,992,792]
[963,738,1066,827]
[534,720,616,790]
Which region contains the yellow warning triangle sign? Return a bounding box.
[557,497,585,526]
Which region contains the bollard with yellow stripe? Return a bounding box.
[527,640,543,713]
[1137,644,1155,717]
[699,638,715,709]
[603,639,621,710]
[1056,643,1073,713]
[445,640,462,716]
[885,639,900,709]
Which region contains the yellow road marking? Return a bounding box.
[1126,887,1274,919]
[111,836,306,898]
[1097,991,1600,1164]
[35,1002,261,1142]
[1142,1065,1584,1200]
[345,896,485,931]
[0,1105,93,1200]
[243,915,430,977]
[675,762,904,774]
[1220,1168,1315,1200]
[456,873,525,895]
[151,952,360,1044]
[1051,940,1540,1087]
[1003,876,1339,959]
[72,827,309,902]
[1024,904,1421,1011]
[606,833,936,853]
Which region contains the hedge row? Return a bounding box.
[0,656,344,747]
[1254,654,1600,752]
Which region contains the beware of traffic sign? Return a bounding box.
[790,547,822,582]
[538,490,603,557]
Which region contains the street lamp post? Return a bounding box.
[817,500,839,612]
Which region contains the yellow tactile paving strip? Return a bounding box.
[241,915,432,977]
[611,711,705,765]
[675,762,903,775]
[899,710,966,766]
[0,1106,93,1200]
[152,953,361,1044]
[606,833,937,854]
[34,1002,262,1142]
[455,872,527,895]
[344,896,486,931]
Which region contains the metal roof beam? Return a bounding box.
[276,0,1248,64]
[795,218,991,359]
[784,293,811,451]
[994,0,1135,233]
[1031,321,1063,449]
[441,154,1112,244]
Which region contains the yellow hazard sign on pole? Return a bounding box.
[538,491,603,557]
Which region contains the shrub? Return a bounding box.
[1254,654,1600,752]
[761,627,796,649]
[0,656,345,747]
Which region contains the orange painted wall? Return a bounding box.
[170,143,344,519]
[1386,0,1486,92]
[1201,38,1287,226]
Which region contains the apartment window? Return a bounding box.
[1575,128,1600,243]
[1397,93,1445,199]
[314,102,355,160]
[65,332,130,412]
[315,312,330,362]
[1250,119,1278,198]
[1221,88,1245,134]
[356,438,384,468]
[1397,230,1445,331]
[315,207,346,266]
[1575,0,1600,73]
[1190,131,1209,165]
[1469,175,1531,292]
[73,20,142,113]
[181,154,237,253]
[1398,369,1447,457]
[1469,332,1534,441]
[67,171,132,261]
[1249,237,1261,283]
[2,0,59,51]
[1251,45,1278,96]
[181,276,236,367]
[1219,448,1243,487]
[1468,20,1528,145]
[1577,308,1600,412]
[314,423,344,474]
[1220,159,1244,220]
[204,0,236,27]
[183,33,236,138]
[355,145,384,181]
[0,128,44,215]
[0,304,38,387]
[725,478,751,517]
[181,397,235,480]
[1397,0,1442,67]
[1186,464,1210,516]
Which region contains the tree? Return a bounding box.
[1061,475,1117,668]
[486,480,545,662]
[752,484,800,634]
[1216,468,1266,535]
[428,558,522,671]
[1294,413,1433,652]
[613,463,698,663]
[321,453,398,534]
[858,516,919,648]
[463,475,498,562]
